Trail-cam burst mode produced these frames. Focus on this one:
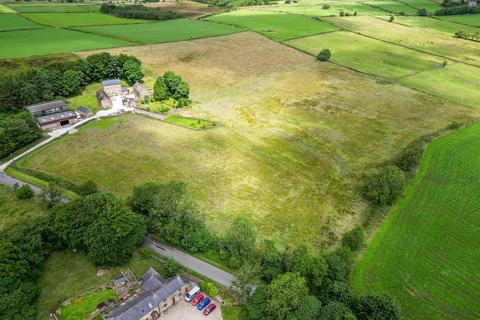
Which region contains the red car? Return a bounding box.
[191,293,204,306]
[203,303,216,315]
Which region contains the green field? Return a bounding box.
[21,12,148,27]
[439,14,480,27]
[0,4,15,13]
[7,3,100,13]
[388,15,480,34]
[287,31,446,79]
[74,19,242,44]
[0,27,133,59]
[205,10,337,41]
[362,0,418,15]
[60,289,117,320]
[0,12,41,31]
[259,4,347,17]
[353,124,480,320]
[326,15,480,66]
[396,0,440,12]
[164,115,217,129]
[399,63,480,108]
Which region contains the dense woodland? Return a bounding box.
[100,4,180,20]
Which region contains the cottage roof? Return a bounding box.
[36,110,76,125]
[26,100,66,113]
[76,106,92,113]
[102,79,121,87]
[141,267,166,292]
[108,275,186,320]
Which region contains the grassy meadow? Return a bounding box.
[205,10,337,41]
[439,14,480,27]
[21,12,148,27]
[16,32,476,248]
[0,4,15,13]
[0,185,46,231]
[74,19,242,44]
[7,3,100,13]
[0,12,41,31]
[145,0,222,19]
[387,15,480,34]
[353,124,480,320]
[397,0,441,12]
[362,0,418,15]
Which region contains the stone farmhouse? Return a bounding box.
[26,100,78,131]
[133,82,153,102]
[105,268,189,320]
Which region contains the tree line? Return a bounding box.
[0,112,41,159]
[100,4,180,20]
[0,52,143,114]
[435,4,480,15]
[454,30,480,42]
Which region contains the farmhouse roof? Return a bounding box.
[26,100,66,113]
[36,110,76,125]
[76,106,92,113]
[108,274,186,320]
[141,267,166,292]
[102,79,121,86]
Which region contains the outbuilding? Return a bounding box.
[26,100,78,131]
[102,79,122,97]
[76,106,93,117]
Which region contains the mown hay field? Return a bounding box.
[0,12,41,31]
[7,3,100,13]
[16,32,476,247]
[21,12,149,27]
[287,30,447,79]
[205,10,337,41]
[0,27,133,59]
[74,19,242,44]
[353,124,480,320]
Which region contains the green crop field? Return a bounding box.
[0,27,133,59]
[74,19,242,44]
[205,10,337,41]
[362,0,418,15]
[399,63,480,109]
[0,4,15,13]
[353,124,480,320]
[21,12,148,27]
[7,3,100,13]
[287,31,446,79]
[439,14,480,27]
[326,15,480,66]
[0,12,41,31]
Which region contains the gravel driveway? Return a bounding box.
[162,299,222,320]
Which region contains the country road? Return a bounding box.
[144,237,238,290]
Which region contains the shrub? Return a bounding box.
[339,10,345,16]
[395,140,424,172]
[417,8,428,16]
[355,294,401,320]
[317,49,332,61]
[200,281,219,297]
[79,180,98,196]
[389,15,395,22]
[341,226,365,252]
[322,4,330,9]
[362,165,406,206]
[164,259,180,277]
[16,184,34,200]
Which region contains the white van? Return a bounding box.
[185,286,201,302]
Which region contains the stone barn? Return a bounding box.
[102,79,122,97]
[133,82,152,102]
[26,100,78,131]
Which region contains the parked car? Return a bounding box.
[192,293,204,306]
[197,297,211,311]
[185,286,201,302]
[203,303,217,315]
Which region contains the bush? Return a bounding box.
[322,4,330,9]
[317,49,332,61]
[417,8,428,16]
[394,140,424,172]
[200,281,219,297]
[362,165,406,206]
[79,180,98,196]
[164,259,180,277]
[355,294,401,320]
[389,15,395,22]
[16,184,34,200]
[341,226,365,252]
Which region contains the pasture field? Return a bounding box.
[205,10,337,41]
[74,19,242,44]
[353,124,480,320]
[332,1,389,14]
[0,12,41,31]
[0,185,46,232]
[362,0,417,15]
[258,4,346,17]
[326,15,480,66]
[396,0,441,12]
[0,4,15,13]
[7,3,100,13]
[399,63,480,108]
[386,15,480,34]
[16,32,475,248]
[21,12,148,27]
[0,28,133,59]
[439,14,480,27]
[145,0,222,19]
[287,31,446,79]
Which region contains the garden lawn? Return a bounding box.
[21,12,148,27]
[0,13,41,31]
[353,124,480,320]
[7,3,100,13]
[399,63,480,109]
[16,33,477,248]
[74,19,242,44]
[362,0,418,15]
[205,10,337,41]
[0,4,16,13]
[0,28,133,59]
[60,289,117,320]
[36,250,168,320]
[325,15,480,66]
[439,14,480,27]
[287,31,446,79]
[0,185,46,231]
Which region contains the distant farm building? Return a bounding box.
[26,100,78,131]
[106,267,188,320]
[133,82,152,102]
